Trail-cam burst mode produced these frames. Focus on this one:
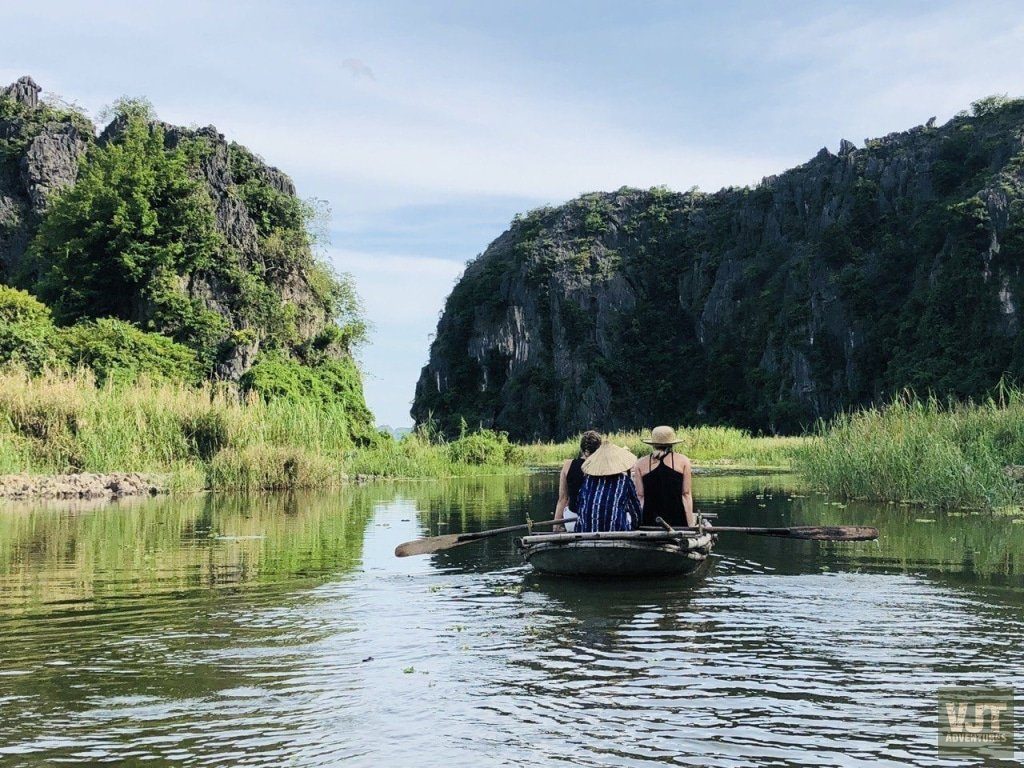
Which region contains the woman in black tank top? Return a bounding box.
[638,452,686,527]
[632,426,695,528]
[566,458,586,512]
[555,430,603,530]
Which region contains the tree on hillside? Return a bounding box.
[28,101,223,350]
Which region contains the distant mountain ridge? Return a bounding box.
[414,95,1024,440]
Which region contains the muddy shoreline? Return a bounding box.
[0,473,168,503]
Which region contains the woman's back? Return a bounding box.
[573,442,641,533]
[566,457,586,511]
[574,473,641,532]
[637,452,687,527]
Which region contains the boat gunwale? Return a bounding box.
[519,530,714,549]
[523,539,710,560]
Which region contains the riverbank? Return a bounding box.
[0,472,166,502]
[16,367,1024,512]
[0,370,530,496]
[0,369,815,501]
[796,390,1024,509]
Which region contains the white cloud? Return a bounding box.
[341,58,376,81]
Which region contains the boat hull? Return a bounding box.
[519,530,714,577]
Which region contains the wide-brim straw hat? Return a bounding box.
[641,425,683,445]
[582,442,637,476]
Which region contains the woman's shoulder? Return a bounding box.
[674,452,692,468]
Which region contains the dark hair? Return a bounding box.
[579,430,602,456]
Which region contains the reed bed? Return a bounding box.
[0,369,528,491]
[796,390,1024,509]
[523,425,804,469]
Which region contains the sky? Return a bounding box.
[4,0,1024,427]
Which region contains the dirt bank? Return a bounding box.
[0,473,168,502]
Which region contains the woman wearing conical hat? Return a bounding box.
[553,430,603,533]
[631,426,695,528]
[573,441,642,533]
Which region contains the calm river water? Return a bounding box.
[1,472,1023,767]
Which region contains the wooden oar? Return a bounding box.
[395,518,566,557]
[679,525,878,541]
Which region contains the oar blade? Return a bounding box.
[395,534,465,557]
[769,525,879,541]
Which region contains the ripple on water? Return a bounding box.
[1,477,1023,767]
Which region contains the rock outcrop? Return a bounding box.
[0,77,90,277]
[414,97,1024,440]
[1,76,41,109]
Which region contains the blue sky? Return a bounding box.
[5,1,1024,426]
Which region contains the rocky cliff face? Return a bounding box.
[414,96,1024,439]
[0,77,90,277]
[0,77,338,381]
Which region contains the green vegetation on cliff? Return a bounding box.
[0,286,201,383]
[30,104,222,345]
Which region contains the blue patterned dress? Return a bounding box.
[574,473,642,532]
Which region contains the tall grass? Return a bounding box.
[0,371,809,495]
[524,425,803,468]
[0,369,529,491]
[796,390,1024,509]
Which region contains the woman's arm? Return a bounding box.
[631,460,645,508]
[554,460,571,530]
[681,455,695,527]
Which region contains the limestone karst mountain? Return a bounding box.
[414,96,1024,439]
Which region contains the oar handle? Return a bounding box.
[454,518,561,542]
[677,525,879,541]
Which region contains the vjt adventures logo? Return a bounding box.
[937,686,1014,759]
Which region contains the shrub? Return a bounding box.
[61,318,201,384]
[0,285,51,324]
[0,286,63,373]
[447,428,520,466]
[240,352,374,443]
[207,445,337,490]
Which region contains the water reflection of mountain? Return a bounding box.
[410,474,554,573]
[0,489,384,755]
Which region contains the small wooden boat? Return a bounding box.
[518,527,715,577]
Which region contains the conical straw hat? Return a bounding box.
[641,425,683,445]
[582,442,637,476]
